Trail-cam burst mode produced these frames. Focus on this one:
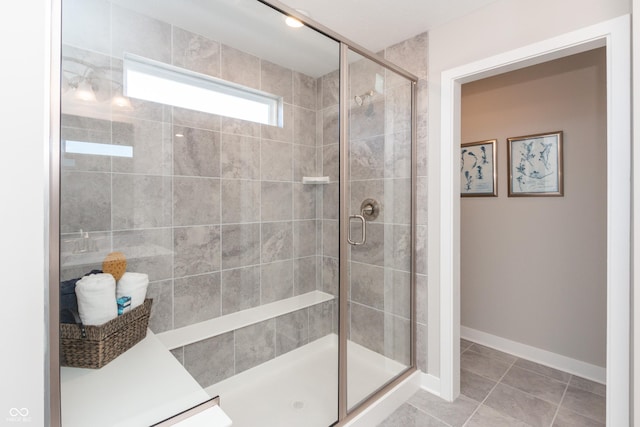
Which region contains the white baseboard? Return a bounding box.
[420,373,441,397]
[461,326,606,384]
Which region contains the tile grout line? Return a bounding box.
[461,352,518,427]
[549,376,571,426]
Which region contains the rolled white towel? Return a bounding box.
[117,272,149,309]
[75,273,117,326]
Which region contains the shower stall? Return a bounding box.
[57,0,417,425]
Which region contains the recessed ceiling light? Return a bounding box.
[285,9,309,28]
[285,16,303,28]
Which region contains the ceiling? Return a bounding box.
[110,0,498,77]
[277,0,500,53]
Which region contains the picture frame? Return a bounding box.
[507,131,563,197]
[460,139,497,197]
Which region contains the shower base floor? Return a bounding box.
[205,334,406,427]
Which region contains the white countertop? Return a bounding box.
[61,330,231,426]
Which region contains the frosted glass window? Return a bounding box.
[124,53,283,126]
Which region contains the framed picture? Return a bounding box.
[461,139,497,197]
[507,131,563,197]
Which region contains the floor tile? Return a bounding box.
[553,407,605,427]
[513,359,571,383]
[568,375,606,397]
[408,389,478,427]
[501,366,567,404]
[465,404,530,427]
[467,343,518,364]
[461,338,474,352]
[461,350,511,381]
[560,386,605,424]
[460,369,496,402]
[484,383,557,427]
[378,403,449,427]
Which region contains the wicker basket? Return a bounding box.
[60,299,153,369]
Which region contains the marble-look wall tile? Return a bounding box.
[261,260,294,304]
[322,70,339,108]
[350,99,385,140]
[294,220,317,258]
[112,174,172,230]
[184,332,234,387]
[293,145,316,181]
[220,179,260,224]
[386,178,411,225]
[322,183,338,220]
[262,103,293,143]
[349,55,385,101]
[173,225,221,277]
[261,60,292,103]
[146,280,173,333]
[261,182,293,221]
[110,58,164,123]
[276,309,309,355]
[172,26,220,77]
[416,225,427,275]
[174,273,221,328]
[384,32,428,81]
[384,314,411,366]
[309,300,334,341]
[173,126,220,177]
[221,223,260,269]
[350,179,384,223]
[322,220,339,259]
[416,322,428,372]
[261,221,293,263]
[385,83,412,135]
[113,228,173,282]
[350,136,385,180]
[173,107,220,132]
[62,0,111,54]
[384,131,412,179]
[293,72,316,110]
[112,119,171,176]
[221,116,260,137]
[111,4,171,62]
[173,177,220,226]
[351,222,384,266]
[416,274,428,324]
[384,269,411,320]
[235,319,276,373]
[322,105,339,145]
[385,224,411,272]
[261,140,292,181]
[322,144,339,182]
[221,44,260,89]
[417,176,428,226]
[221,266,260,315]
[322,256,339,297]
[350,303,384,354]
[350,262,384,310]
[293,106,316,146]
[294,256,317,295]
[60,171,111,233]
[221,134,260,179]
[293,183,316,220]
[61,126,111,172]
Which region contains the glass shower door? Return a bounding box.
[343,48,414,412]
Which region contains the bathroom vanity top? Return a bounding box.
[60,330,231,426]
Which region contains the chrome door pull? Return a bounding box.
[347,214,366,246]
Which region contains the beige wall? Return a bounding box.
[427,0,629,377]
[460,48,607,367]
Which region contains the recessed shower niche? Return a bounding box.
[57,0,417,425]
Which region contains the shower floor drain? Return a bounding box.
[292,401,305,410]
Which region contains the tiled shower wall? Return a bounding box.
[60,0,334,387]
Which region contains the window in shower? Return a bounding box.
[123,53,283,126]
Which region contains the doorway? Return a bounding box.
[438,15,630,426]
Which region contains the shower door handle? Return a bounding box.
[347,214,366,246]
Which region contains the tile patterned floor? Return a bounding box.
[378,339,606,427]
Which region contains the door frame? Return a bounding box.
[438,15,630,426]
